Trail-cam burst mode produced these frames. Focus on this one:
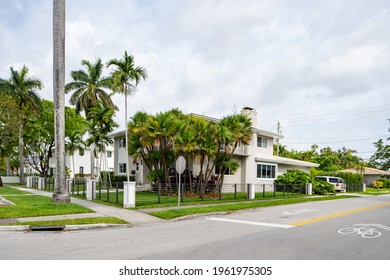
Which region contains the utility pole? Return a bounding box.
[276,121,280,156]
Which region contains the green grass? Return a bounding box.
[2,217,129,227]
[0,187,94,219]
[0,186,31,195]
[149,195,358,219]
[364,188,390,195]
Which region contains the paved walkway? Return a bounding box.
[1,186,163,227]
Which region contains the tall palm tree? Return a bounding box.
[65,58,117,118]
[107,51,147,182]
[0,65,43,184]
[53,0,70,202]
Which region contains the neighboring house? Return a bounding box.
[338,167,390,186]
[109,107,319,192]
[48,144,114,178]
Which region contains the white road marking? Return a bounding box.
[206,217,295,229]
[282,209,318,215]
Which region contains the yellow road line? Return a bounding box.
[290,202,390,227]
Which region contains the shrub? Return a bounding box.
[274,169,310,185]
[312,180,335,195]
[375,178,390,188]
[373,180,384,189]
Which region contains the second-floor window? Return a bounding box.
[107,151,112,158]
[119,163,126,174]
[119,138,126,148]
[257,136,267,148]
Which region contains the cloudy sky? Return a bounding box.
[1,0,389,161]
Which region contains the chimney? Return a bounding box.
[241,107,257,127]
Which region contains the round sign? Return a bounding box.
[176,156,186,174]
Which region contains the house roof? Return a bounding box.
[255,156,320,168]
[338,167,390,175]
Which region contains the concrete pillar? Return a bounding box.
[26,177,32,188]
[86,179,98,200]
[306,183,312,196]
[362,183,366,192]
[248,183,255,200]
[38,178,45,190]
[123,181,136,208]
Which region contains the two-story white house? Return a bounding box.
[48,144,114,178]
[109,107,319,192]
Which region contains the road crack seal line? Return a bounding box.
[290,202,390,227]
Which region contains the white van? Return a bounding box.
[314,176,346,192]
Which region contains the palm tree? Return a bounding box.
[65,130,85,179]
[53,0,70,202]
[86,102,118,179]
[65,58,117,118]
[0,65,43,184]
[107,51,147,182]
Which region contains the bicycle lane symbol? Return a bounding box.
[337,224,390,239]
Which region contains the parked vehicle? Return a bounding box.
[314,176,346,192]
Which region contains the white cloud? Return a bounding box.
[1,0,389,159]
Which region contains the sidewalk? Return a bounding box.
[1,186,163,229]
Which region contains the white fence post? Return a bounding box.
[38,178,45,190]
[123,181,136,208]
[306,183,312,195]
[248,183,255,200]
[26,177,32,188]
[86,179,98,200]
[362,183,366,192]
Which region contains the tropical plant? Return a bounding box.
[0,65,43,184]
[86,102,118,179]
[65,58,116,118]
[107,51,147,182]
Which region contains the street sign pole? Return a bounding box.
[176,156,186,212]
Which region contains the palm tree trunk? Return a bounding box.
[18,125,25,184]
[124,84,130,183]
[52,0,70,203]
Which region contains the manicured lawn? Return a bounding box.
[149,195,358,219]
[364,187,390,195]
[0,187,94,219]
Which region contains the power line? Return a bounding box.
[282,135,388,145]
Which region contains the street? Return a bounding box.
[1,195,390,260]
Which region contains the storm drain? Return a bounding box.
[29,226,65,232]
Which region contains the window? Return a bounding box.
[257,136,267,148]
[215,165,233,175]
[119,138,126,148]
[107,151,112,158]
[136,162,139,171]
[79,166,84,175]
[119,163,126,174]
[257,164,276,179]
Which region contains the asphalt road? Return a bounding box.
[1,194,390,260]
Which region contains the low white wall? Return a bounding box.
[1,176,20,183]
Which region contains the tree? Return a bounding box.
[214,114,252,198]
[369,139,390,171]
[0,96,21,186]
[107,51,147,182]
[65,107,88,178]
[53,0,70,203]
[23,100,55,178]
[86,102,118,179]
[65,58,116,118]
[0,65,43,184]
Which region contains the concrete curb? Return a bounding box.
[0,224,132,232]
